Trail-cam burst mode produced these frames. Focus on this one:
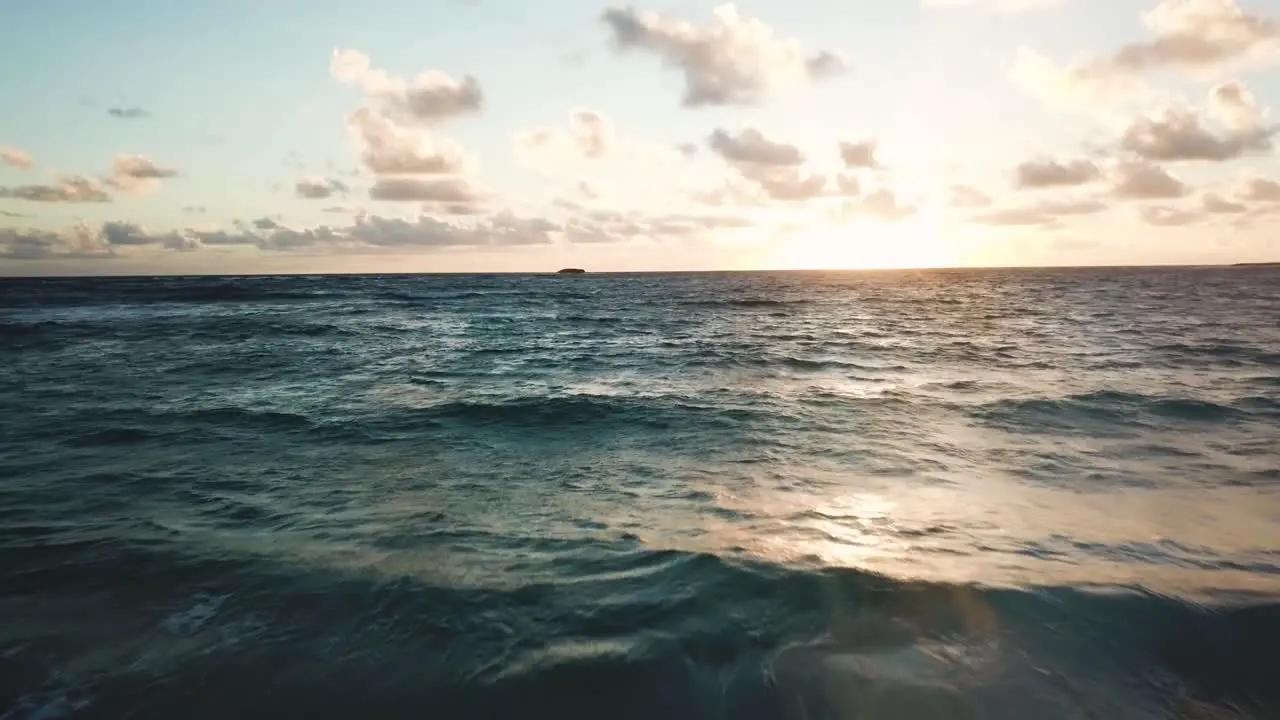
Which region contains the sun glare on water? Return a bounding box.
[770,216,957,271]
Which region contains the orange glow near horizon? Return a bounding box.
[768,215,961,270]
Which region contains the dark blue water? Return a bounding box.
[2,268,1278,719]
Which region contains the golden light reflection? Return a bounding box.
[770,215,958,270]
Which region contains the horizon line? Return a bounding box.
[1,260,1277,281]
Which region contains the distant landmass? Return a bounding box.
[1231,262,1280,267]
[557,268,586,274]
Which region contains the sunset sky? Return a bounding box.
[2,0,1279,274]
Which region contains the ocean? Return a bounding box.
[1,267,1278,719]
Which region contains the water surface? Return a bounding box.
[2,267,1278,718]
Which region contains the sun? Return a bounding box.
[768,215,957,270]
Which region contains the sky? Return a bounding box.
[2,0,1280,275]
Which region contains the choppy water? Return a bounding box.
[2,268,1279,719]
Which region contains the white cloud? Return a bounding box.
[107,155,178,194]
[330,49,484,196]
[568,108,614,158]
[1109,160,1189,199]
[0,225,112,260]
[0,205,760,260]
[515,108,617,159]
[1015,157,1102,189]
[1011,0,1280,111]
[707,127,804,166]
[347,107,468,176]
[838,139,882,169]
[368,177,486,212]
[1119,82,1274,162]
[1139,205,1204,226]
[348,212,558,248]
[949,185,993,207]
[1009,47,1146,112]
[330,48,483,126]
[296,177,350,200]
[0,176,111,203]
[562,208,753,244]
[1236,176,1280,201]
[1202,191,1248,213]
[1119,0,1280,73]
[973,197,1108,226]
[601,4,848,107]
[692,178,767,207]
[1209,79,1267,131]
[753,169,833,202]
[703,127,863,203]
[1,146,32,170]
[839,188,916,221]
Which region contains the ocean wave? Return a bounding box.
[972,390,1252,434]
[4,270,1280,717]
[61,427,158,447]
[2,542,1278,718]
[179,407,314,430]
[404,394,761,430]
[677,298,813,309]
[185,318,358,341]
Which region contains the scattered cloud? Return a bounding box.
[1,147,33,170]
[753,170,834,202]
[349,212,557,248]
[568,109,614,158]
[973,197,1108,226]
[515,108,617,159]
[1109,160,1189,199]
[0,176,111,203]
[2,205,760,260]
[183,205,206,214]
[601,4,848,107]
[347,107,467,175]
[368,176,485,213]
[0,225,113,260]
[562,208,753,243]
[107,155,178,194]
[1236,176,1280,201]
[102,220,178,245]
[838,139,881,169]
[1210,79,1268,131]
[296,177,351,199]
[1009,47,1146,111]
[1119,85,1274,162]
[1115,0,1280,74]
[949,185,993,207]
[1011,0,1280,110]
[330,49,483,125]
[1202,192,1247,213]
[1015,157,1101,189]
[692,178,766,207]
[1139,205,1204,226]
[107,107,150,119]
[704,127,863,203]
[708,127,804,166]
[839,188,916,221]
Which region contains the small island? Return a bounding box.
[557,268,586,274]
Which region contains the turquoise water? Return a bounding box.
[1,267,1278,718]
